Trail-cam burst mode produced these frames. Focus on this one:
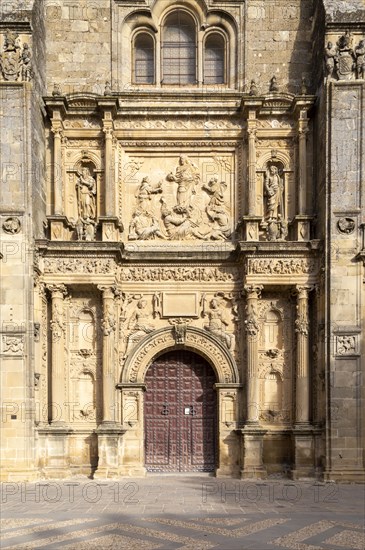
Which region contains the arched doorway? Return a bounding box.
[144,350,217,472]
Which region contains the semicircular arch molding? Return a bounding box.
[121,326,239,384]
[256,151,291,171]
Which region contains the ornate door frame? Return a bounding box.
[117,326,242,477]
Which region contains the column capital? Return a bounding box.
[46,284,67,298]
[293,285,313,299]
[244,285,263,299]
[98,285,118,299]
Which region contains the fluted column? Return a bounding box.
[48,284,67,424]
[244,285,263,423]
[98,286,117,424]
[294,285,311,424]
[52,126,63,215]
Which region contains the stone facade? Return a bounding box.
[0,0,364,482]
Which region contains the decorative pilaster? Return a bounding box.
[47,284,67,425]
[241,102,262,241]
[98,285,118,425]
[103,123,114,217]
[294,108,312,240]
[248,113,257,216]
[51,124,63,216]
[244,285,263,423]
[294,285,311,425]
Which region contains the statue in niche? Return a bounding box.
[263,164,287,241]
[75,165,97,241]
[160,198,206,240]
[264,164,284,223]
[166,155,200,208]
[77,166,96,219]
[355,40,365,79]
[203,298,232,349]
[202,177,231,240]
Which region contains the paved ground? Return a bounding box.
[1,476,364,549]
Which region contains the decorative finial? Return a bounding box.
[249,79,259,96]
[300,76,307,95]
[104,80,112,95]
[269,75,279,92]
[52,83,62,96]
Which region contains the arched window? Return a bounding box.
[134,33,155,84]
[204,33,225,84]
[162,10,196,85]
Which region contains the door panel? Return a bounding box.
[144,350,217,472]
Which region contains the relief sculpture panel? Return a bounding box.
[121,150,235,242]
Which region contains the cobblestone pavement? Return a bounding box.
[1,476,364,549]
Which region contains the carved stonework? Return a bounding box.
[325,32,365,81]
[44,258,114,274]
[335,335,357,356]
[247,258,316,275]
[2,217,21,234]
[203,298,233,349]
[0,31,32,82]
[119,266,239,283]
[337,217,355,234]
[75,165,97,241]
[2,335,24,354]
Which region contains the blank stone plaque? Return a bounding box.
[162,292,198,318]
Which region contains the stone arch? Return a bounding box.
[121,326,239,384]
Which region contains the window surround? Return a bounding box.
[203,28,228,86]
[132,29,156,85]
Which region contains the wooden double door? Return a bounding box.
[144,350,217,472]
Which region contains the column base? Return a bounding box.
[37,426,74,478]
[291,425,316,480]
[238,426,267,479]
[94,424,126,478]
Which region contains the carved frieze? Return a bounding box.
[118,265,240,282]
[247,258,317,275]
[44,258,114,274]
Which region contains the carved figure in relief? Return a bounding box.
[0,31,21,81]
[160,199,205,240]
[203,298,232,349]
[355,40,365,79]
[3,335,24,353]
[128,208,165,240]
[336,31,355,80]
[325,42,337,79]
[166,155,200,208]
[128,299,154,334]
[202,177,231,240]
[20,43,32,81]
[337,335,356,355]
[136,176,163,210]
[76,167,97,220]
